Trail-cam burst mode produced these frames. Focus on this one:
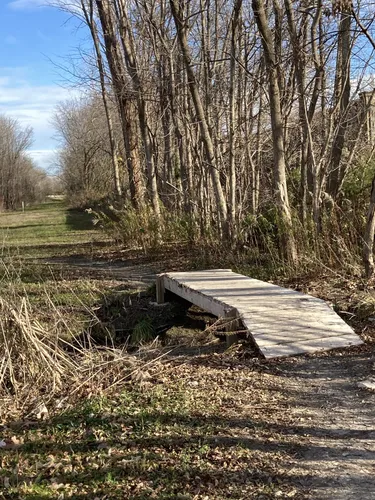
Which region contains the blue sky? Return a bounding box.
[0,0,86,173]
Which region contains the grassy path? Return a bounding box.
[0,200,109,259]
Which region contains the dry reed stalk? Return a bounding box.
[0,296,79,398]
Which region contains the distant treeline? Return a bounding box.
[0,115,59,211]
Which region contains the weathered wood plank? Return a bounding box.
[159,269,363,359]
[260,334,363,359]
[156,274,165,304]
[163,274,237,318]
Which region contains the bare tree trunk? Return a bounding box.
[158,58,175,206]
[80,0,122,198]
[326,11,351,198]
[123,100,144,207]
[169,55,193,214]
[252,0,297,264]
[228,0,242,236]
[114,0,161,217]
[170,0,228,235]
[364,176,375,278]
[95,0,144,208]
[253,64,264,215]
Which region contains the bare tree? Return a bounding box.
[252,0,297,263]
[54,97,116,203]
[80,0,123,197]
[95,0,146,208]
[50,0,375,274]
[0,116,34,210]
[170,0,228,235]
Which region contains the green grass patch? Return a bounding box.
[0,200,109,259]
[1,369,301,499]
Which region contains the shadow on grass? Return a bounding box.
[65,209,96,231]
[2,405,304,499]
[2,325,374,498]
[1,223,64,231]
[1,240,110,264]
[4,398,373,499]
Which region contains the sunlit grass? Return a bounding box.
[1,371,298,499]
[0,200,108,253]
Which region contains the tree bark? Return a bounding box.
[326,11,351,198]
[80,0,122,198]
[364,175,375,278]
[228,0,242,236]
[114,0,161,217]
[95,0,144,208]
[252,0,297,264]
[170,0,228,235]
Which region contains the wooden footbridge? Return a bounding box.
[156,269,363,359]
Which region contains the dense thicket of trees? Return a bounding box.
[0,116,51,210]
[55,0,375,271]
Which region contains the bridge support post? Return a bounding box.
[156,274,165,304]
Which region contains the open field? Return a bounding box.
[0,200,109,259]
[0,202,375,499]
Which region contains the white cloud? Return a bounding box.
[7,0,81,11]
[7,0,49,9]
[0,77,11,86]
[0,66,80,171]
[27,149,59,174]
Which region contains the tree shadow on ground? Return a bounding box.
[4,278,374,498]
[65,208,96,231]
[0,409,307,498]
[3,399,374,499]
[3,311,375,499]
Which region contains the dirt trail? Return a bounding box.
[44,256,158,283]
[278,354,375,499]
